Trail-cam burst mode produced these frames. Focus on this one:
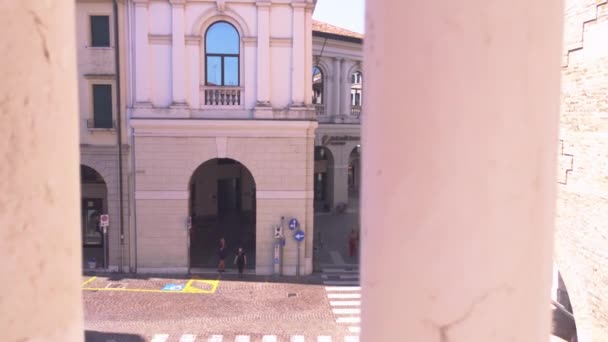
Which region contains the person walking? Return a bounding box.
[217,238,227,273]
[348,229,359,258]
[233,247,247,278]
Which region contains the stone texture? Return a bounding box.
[556,1,608,341]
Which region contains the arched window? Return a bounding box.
[350,71,362,107]
[205,22,240,86]
[312,66,323,104]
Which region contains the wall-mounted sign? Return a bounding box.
[322,135,360,146]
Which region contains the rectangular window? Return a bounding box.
[92,84,113,128]
[224,57,239,86]
[91,15,110,47]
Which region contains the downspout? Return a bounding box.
[126,0,138,272]
[113,0,126,272]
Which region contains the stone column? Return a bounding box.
[361,0,563,341]
[304,4,314,106]
[170,0,186,105]
[256,2,271,107]
[341,59,351,116]
[333,58,341,116]
[134,0,150,104]
[330,164,349,209]
[1,1,83,340]
[291,3,306,107]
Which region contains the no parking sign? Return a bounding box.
[100,214,109,227]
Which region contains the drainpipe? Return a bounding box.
[113,0,126,273]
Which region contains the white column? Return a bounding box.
[361,1,563,341]
[304,5,313,106]
[1,1,82,340]
[330,165,349,209]
[256,2,271,106]
[134,0,150,104]
[291,3,306,107]
[333,58,341,115]
[341,59,351,116]
[171,0,186,105]
[186,37,201,108]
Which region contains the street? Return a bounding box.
[84,209,361,342]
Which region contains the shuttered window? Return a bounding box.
[91,16,110,47]
[92,84,113,129]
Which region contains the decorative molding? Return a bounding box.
[135,191,189,200]
[83,73,116,80]
[256,191,313,200]
[169,0,185,6]
[216,0,226,12]
[149,34,172,45]
[133,0,149,7]
[256,1,271,8]
[185,35,201,45]
[131,119,319,138]
[243,36,258,46]
[270,37,292,47]
[291,3,307,9]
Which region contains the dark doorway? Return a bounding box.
[189,158,256,270]
[80,165,108,269]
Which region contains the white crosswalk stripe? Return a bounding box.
[323,265,361,336]
[150,334,169,342]
[179,334,196,342]
[149,335,362,341]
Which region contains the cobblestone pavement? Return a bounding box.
[83,273,358,342]
[84,202,362,342]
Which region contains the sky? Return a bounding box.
[312,0,365,34]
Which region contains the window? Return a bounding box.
[205,22,240,86]
[312,66,324,104]
[90,15,110,47]
[351,71,362,106]
[92,84,113,128]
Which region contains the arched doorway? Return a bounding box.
[80,165,108,269]
[189,158,256,270]
[314,146,334,212]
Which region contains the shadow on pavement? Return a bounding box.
[85,330,145,342]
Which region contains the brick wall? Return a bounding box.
[556,1,608,341]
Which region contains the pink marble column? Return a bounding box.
[1,1,83,340]
[361,0,563,340]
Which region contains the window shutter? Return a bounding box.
[93,85,113,128]
[91,16,110,47]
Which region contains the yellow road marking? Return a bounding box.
[81,276,97,287]
[82,277,219,294]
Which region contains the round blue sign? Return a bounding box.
[288,218,299,230]
[293,229,305,242]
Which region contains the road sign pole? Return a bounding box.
[296,241,301,279]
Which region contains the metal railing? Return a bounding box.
[351,105,362,118]
[86,119,116,129]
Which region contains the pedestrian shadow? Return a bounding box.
[85,330,145,342]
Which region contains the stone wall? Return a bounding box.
[556,1,608,341]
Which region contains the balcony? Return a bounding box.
[351,105,362,118]
[86,118,116,130]
[202,86,243,107]
[315,104,325,116]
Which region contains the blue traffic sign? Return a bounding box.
[288,218,299,230]
[293,229,305,242]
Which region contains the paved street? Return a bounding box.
[84,207,361,342]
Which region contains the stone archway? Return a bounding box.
[188,158,256,270]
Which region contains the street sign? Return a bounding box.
[162,284,184,291]
[293,229,305,242]
[288,218,299,230]
[100,214,109,227]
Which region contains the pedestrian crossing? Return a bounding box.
[148,335,359,342]
[322,265,361,335]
